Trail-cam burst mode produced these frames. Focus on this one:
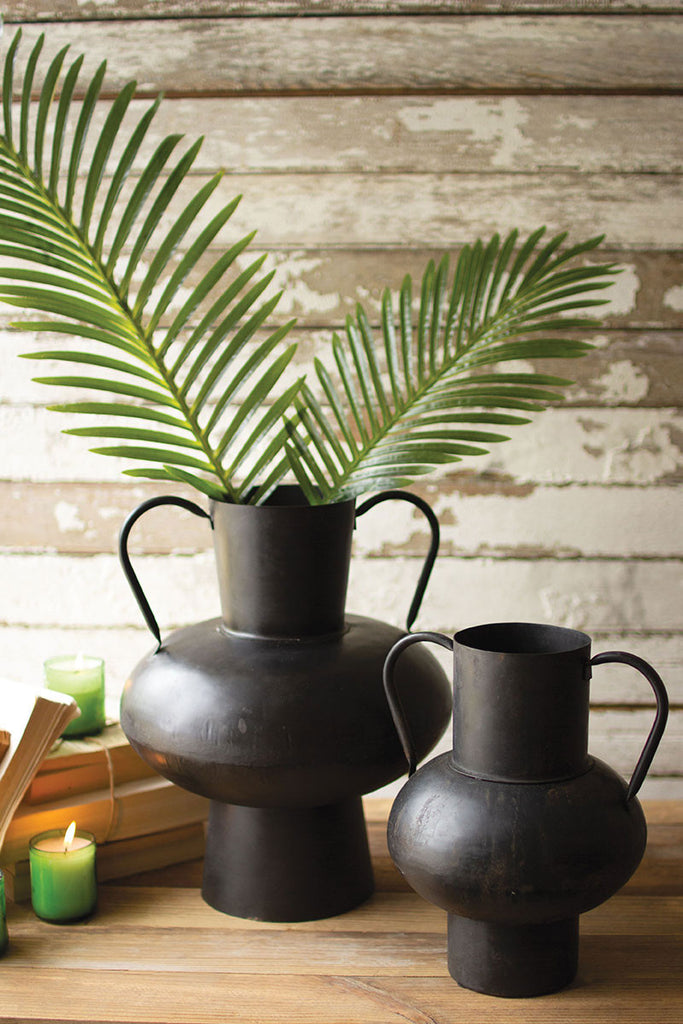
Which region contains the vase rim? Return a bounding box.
[211,484,355,510]
[455,621,591,657]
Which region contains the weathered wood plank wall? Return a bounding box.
[0,1,681,794]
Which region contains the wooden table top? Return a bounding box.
[1,798,681,1023]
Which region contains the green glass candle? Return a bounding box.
[44,655,105,737]
[29,826,97,922]
[0,870,8,954]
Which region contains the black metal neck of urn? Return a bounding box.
[452,622,593,783]
[211,486,357,639]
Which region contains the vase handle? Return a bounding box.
[355,490,440,631]
[383,631,453,776]
[590,651,669,801]
[118,496,213,650]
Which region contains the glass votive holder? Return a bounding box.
[44,655,105,737]
[0,870,8,954]
[29,826,97,923]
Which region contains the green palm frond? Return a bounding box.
[0,30,299,502]
[284,230,618,504]
[1,32,618,508]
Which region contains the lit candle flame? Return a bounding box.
[64,821,77,851]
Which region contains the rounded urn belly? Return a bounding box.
[387,752,647,925]
[120,613,451,808]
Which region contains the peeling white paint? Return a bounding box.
[270,254,340,316]
[603,264,640,316]
[538,563,648,632]
[396,97,529,169]
[664,284,683,312]
[98,506,125,521]
[539,587,606,631]
[474,408,683,485]
[0,406,132,482]
[555,113,599,133]
[598,419,683,484]
[353,499,417,557]
[53,501,86,535]
[595,359,650,405]
[493,359,535,376]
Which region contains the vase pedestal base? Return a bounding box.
[201,796,374,922]
[447,914,579,998]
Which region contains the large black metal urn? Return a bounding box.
[118,486,451,922]
[383,622,669,998]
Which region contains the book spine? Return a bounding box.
[23,758,158,805]
[5,821,207,902]
[2,778,209,864]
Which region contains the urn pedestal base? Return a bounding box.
[447,914,579,998]
[202,797,374,922]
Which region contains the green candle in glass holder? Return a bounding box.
[29,823,97,922]
[44,655,105,737]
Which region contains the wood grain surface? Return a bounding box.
[5,1,683,20]
[0,799,681,1023]
[6,16,683,95]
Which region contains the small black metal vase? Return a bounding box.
[118,486,451,921]
[383,622,669,997]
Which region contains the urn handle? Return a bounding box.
[355,490,440,631]
[383,631,453,776]
[118,496,213,650]
[590,651,669,801]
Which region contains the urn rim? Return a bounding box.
[455,621,591,657]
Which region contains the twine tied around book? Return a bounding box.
[80,734,118,842]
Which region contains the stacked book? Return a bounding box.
[0,685,208,901]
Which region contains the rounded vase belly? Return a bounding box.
[387,751,647,925]
[121,613,451,807]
